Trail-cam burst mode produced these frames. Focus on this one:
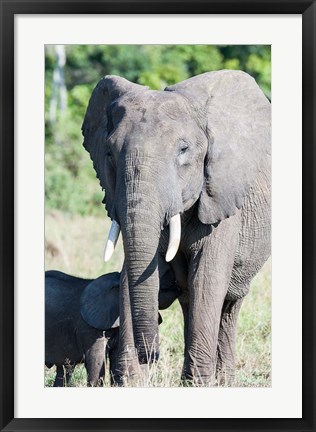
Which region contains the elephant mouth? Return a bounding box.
[182,192,201,212]
[104,213,182,263]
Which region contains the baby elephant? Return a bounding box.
[45,270,120,387]
[45,269,180,387]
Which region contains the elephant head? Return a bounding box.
[82,70,270,364]
[80,272,121,330]
[80,268,180,330]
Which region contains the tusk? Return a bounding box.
[104,220,121,262]
[165,213,181,262]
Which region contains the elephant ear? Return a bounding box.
[80,272,120,330]
[82,75,147,219]
[165,70,271,225]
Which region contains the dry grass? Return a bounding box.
[45,209,271,387]
[45,209,124,277]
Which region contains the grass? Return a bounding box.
[45,209,271,387]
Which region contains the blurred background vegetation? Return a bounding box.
[45,45,271,216]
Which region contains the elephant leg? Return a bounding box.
[109,341,152,388]
[216,297,244,386]
[106,342,119,386]
[182,276,225,386]
[53,364,73,387]
[105,329,119,386]
[84,335,106,387]
[182,218,240,386]
[115,267,142,386]
[179,297,189,358]
[53,366,65,387]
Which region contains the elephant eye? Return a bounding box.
[178,139,190,155]
[105,149,114,164]
[177,142,191,167]
[180,145,189,154]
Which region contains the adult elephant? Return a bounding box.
[82,70,271,385]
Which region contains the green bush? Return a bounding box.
[45,113,104,216]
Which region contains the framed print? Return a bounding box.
[1,1,315,431]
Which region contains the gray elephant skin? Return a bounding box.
[82,70,271,385]
[45,267,180,386]
[45,270,120,386]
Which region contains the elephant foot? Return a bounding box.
[53,375,65,387]
[114,356,150,387]
[181,369,235,387]
[215,367,236,386]
[54,365,73,387]
[87,377,105,387]
[114,363,152,387]
[181,370,217,387]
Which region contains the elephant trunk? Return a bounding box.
[117,173,163,364]
[123,222,160,364]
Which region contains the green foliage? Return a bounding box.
[45,113,104,216]
[220,45,271,99]
[45,45,271,215]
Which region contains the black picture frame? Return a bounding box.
[0,1,315,431]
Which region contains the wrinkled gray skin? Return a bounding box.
[45,267,179,386]
[82,70,271,385]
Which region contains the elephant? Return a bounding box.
[82,70,271,385]
[45,270,120,386]
[45,267,180,386]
